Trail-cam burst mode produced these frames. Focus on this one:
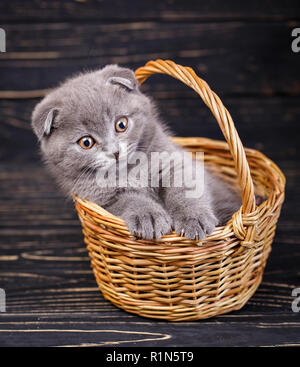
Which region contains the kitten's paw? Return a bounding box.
[173,211,218,240]
[122,208,172,240]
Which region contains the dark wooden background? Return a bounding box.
[0,0,300,347]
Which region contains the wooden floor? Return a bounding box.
[0,0,300,347]
[0,161,299,347]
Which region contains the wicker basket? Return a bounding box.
[74,59,285,321]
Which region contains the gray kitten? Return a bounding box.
[31,65,241,240]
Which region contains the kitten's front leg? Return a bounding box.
[163,186,218,240]
[104,190,172,240]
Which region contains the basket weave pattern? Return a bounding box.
[74,60,285,321]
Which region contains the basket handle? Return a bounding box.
[135,59,256,215]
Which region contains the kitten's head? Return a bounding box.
[31,65,155,194]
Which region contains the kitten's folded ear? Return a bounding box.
[102,65,139,92]
[31,99,60,141]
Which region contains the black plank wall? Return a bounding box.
[0,0,299,347]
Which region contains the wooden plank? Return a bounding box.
[0,21,299,95]
[0,0,299,22]
[0,212,299,346]
[0,159,298,346]
[0,313,300,347]
[0,96,299,163]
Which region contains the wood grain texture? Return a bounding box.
[0,162,299,346]
[0,21,299,95]
[0,97,299,163]
[0,0,299,22]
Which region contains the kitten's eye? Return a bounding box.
[115,117,128,132]
[78,136,95,149]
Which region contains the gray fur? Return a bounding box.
[31,65,241,240]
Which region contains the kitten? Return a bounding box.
[31,65,241,240]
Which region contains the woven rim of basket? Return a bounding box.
[74,59,286,248]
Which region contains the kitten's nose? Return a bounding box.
[113,151,119,160]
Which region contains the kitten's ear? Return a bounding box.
[102,65,138,92]
[31,101,60,141]
[108,76,136,91]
